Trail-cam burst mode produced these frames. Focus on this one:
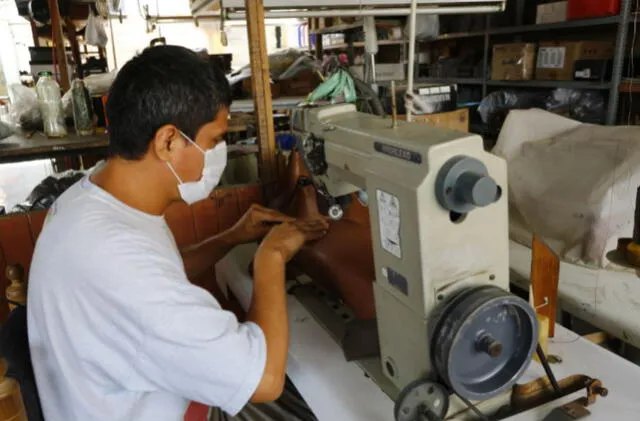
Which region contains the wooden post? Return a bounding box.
[0,265,28,421]
[530,235,560,338]
[49,0,70,91]
[29,21,41,47]
[64,17,82,79]
[245,0,277,185]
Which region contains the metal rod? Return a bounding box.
[536,344,561,395]
[225,5,504,19]
[457,394,490,421]
[391,80,398,128]
[482,15,490,97]
[108,12,118,69]
[406,0,418,123]
[633,186,640,243]
[607,0,632,125]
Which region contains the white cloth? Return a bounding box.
[27,175,266,421]
[494,109,640,268]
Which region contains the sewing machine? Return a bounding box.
[213,103,631,420]
[288,103,541,419]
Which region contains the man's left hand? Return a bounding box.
[228,204,293,245]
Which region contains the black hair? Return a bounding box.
[106,45,232,160]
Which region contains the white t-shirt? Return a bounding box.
[27,175,266,421]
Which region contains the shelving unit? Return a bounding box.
[426,14,623,41]
[306,3,634,126]
[323,39,407,51]
[420,0,634,125]
[420,78,612,90]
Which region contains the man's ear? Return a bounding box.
[152,125,183,162]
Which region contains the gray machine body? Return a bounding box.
[291,104,510,391]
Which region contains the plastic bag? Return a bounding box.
[83,71,117,96]
[12,170,86,213]
[404,15,439,41]
[0,121,13,140]
[61,89,74,119]
[309,69,356,104]
[545,88,605,124]
[8,84,41,131]
[86,10,108,47]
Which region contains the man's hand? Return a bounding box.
[256,219,329,264]
[228,204,293,245]
[249,217,329,403]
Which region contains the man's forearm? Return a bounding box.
[248,251,288,402]
[181,229,240,280]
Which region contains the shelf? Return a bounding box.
[424,15,623,43]
[487,80,611,90]
[312,21,365,35]
[431,30,486,41]
[418,78,611,90]
[492,15,621,35]
[323,39,407,50]
[324,43,349,50]
[230,97,307,113]
[312,19,402,35]
[418,77,485,85]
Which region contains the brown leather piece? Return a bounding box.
[274,151,377,320]
[0,214,35,321]
[165,202,196,249]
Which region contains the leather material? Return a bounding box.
[273,151,376,320]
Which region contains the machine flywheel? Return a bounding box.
[431,285,538,401]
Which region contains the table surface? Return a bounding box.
[216,244,640,421]
[0,131,109,163]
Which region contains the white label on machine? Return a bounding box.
[377,190,402,259]
[537,47,566,69]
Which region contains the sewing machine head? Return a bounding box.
[291,104,538,412]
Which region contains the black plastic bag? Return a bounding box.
[12,171,85,213]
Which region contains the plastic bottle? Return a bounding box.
[35,71,67,138]
[71,79,95,136]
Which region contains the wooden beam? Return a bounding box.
[64,17,82,79]
[30,20,41,47]
[531,235,560,338]
[245,0,277,184]
[49,0,70,91]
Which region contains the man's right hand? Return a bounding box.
[248,218,329,403]
[256,219,329,264]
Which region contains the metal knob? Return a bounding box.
[435,156,502,215]
[456,172,498,208]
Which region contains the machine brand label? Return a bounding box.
[377,190,402,259]
[387,268,408,296]
[374,142,422,164]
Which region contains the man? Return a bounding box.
[27,45,328,420]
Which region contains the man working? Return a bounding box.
[27,45,328,420]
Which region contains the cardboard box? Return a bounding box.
[350,63,405,81]
[536,1,568,24]
[399,108,469,132]
[535,41,614,81]
[491,43,537,81]
[568,0,620,20]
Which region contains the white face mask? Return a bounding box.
[167,130,227,205]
